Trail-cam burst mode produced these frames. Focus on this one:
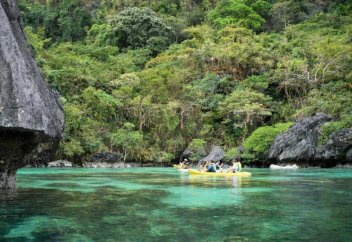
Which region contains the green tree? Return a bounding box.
[188,139,207,161]
[243,122,293,160]
[59,102,104,158]
[110,7,176,54]
[110,123,144,162]
[219,88,273,139]
[87,24,116,47]
[81,87,122,123]
[62,138,84,158]
[208,0,265,31]
[250,0,271,19]
[20,0,92,41]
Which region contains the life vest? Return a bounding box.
[207,164,216,172]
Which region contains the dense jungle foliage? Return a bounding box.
[19,0,352,164]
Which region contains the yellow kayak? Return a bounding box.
[188,169,251,177]
[173,164,186,169]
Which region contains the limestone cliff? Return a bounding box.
[268,113,352,167]
[0,0,64,188]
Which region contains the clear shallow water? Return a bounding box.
[1,168,352,241]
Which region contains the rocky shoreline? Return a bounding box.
[31,160,155,168]
[29,161,352,169]
[30,113,352,169]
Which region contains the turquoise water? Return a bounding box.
[1,168,352,241]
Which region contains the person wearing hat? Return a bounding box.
[183,158,191,168]
[178,158,190,169]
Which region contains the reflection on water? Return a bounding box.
[0,189,17,200]
[0,168,352,241]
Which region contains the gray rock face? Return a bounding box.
[268,113,330,162]
[0,0,64,189]
[182,148,192,159]
[0,0,64,138]
[315,129,352,163]
[201,146,225,162]
[268,113,352,166]
[346,149,352,162]
[27,142,60,167]
[181,147,206,161]
[91,152,123,163]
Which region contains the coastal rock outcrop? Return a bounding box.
[346,149,352,162]
[181,148,192,160]
[201,146,225,162]
[181,147,206,161]
[0,0,64,188]
[91,152,123,164]
[268,113,331,162]
[315,129,352,166]
[268,113,352,166]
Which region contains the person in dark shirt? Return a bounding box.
[215,161,223,172]
[207,161,216,172]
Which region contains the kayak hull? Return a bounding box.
[173,164,185,169]
[188,169,251,177]
[178,168,189,173]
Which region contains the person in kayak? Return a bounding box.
[207,161,216,172]
[215,161,223,172]
[198,162,207,172]
[178,158,190,168]
[232,159,240,173]
[183,158,191,169]
[238,161,242,172]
